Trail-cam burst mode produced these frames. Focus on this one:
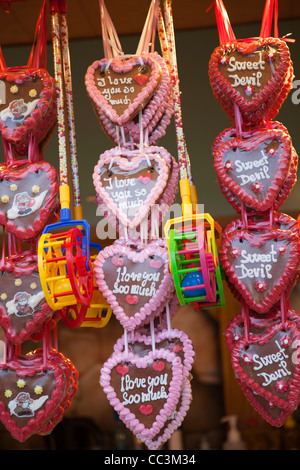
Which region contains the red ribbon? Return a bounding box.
[27,0,48,69]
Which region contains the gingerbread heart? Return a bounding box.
[213,126,292,212]
[26,348,78,435]
[222,214,300,306]
[100,348,183,440]
[0,160,59,240]
[0,253,53,344]
[124,53,172,137]
[209,38,291,122]
[240,383,294,427]
[93,147,170,230]
[225,308,300,352]
[85,54,162,126]
[94,238,174,331]
[0,67,56,151]
[114,327,195,380]
[0,355,66,442]
[231,320,300,411]
[220,228,300,313]
[143,378,192,450]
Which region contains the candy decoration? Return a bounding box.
[38,0,94,323]
[85,0,196,449]
[161,0,225,309]
[209,0,300,426]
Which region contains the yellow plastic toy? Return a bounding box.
[39,0,111,328]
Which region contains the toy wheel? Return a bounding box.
[61,303,88,328]
[65,227,93,306]
[197,222,216,303]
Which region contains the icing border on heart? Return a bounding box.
[0,67,56,148]
[95,146,179,236]
[0,258,53,344]
[220,228,300,313]
[114,327,195,380]
[0,160,59,240]
[209,38,291,115]
[100,348,183,440]
[0,356,66,442]
[85,54,162,126]
[213,127,292,212]
[93,146,170,230]
[230,320,300,411]
[94,238,174,331]
[143,378,192,450]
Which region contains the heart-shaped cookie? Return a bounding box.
[225,307,300,352]
[0,354,66,442]
[220,228,300,313]
[222,214,300,306]
[0,160,59,240]
[231,320,300,411]
[0,67,56,152]
[213,126,292,212]
[100,347,183,440]
[0,253,53,344]
[124,53,172,137]
[142,378,192,450]
[94,238,174,331]
[85,54,162,126]
[213,122,298,214]
[209,37,291,123]
[93,146,170,231]
[240,383,294,427]
[26,348,79,435]
[114,327,195,380]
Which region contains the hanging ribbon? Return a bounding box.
[27,0,48,69]
[99,0,123,59]
[136,0,158,56]
[260,0,278,38]
[207,0,236,45]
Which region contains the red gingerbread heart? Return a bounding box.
[226,309,300,426]
[94,239,174,331]
[0,253,53,344]
[212,122,298,214]
[0,160,59,240]
[213,126,292,212]
[85,54,162,126]
[209,38,292,124]
[231,320,300,412]
[0,354,67,442]
[100,348,183,441]
[0,67,56,153]
[222,214,300,307]
[220,228,300,314]
[25,348,79,435]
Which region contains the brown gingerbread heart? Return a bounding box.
[231,320,300,412]
[0,160,59,240]
[0,67,56,152]
[220,227,300,313]
[0,355,66,442]
[209,38,291,124]
[85,54,162,126]
[213,126,292,212]
[0,252,53,344]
